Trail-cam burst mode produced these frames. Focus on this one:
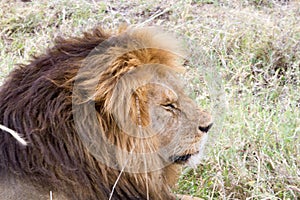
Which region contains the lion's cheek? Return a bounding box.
[149,108,173,134]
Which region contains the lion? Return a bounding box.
[0,26,212,200]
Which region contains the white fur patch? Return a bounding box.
[187,133,208,168]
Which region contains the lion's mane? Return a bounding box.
[0,27,186,199]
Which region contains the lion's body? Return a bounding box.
[0,26,211,200]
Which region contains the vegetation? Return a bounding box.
[1,0,299,199]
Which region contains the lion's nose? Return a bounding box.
[198,123,213,133]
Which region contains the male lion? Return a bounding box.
[0,26,212,200]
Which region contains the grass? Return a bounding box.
[1,0,299,199]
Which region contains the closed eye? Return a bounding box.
[162,103,177,110]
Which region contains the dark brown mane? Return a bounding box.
[0,27,112,199]
[0,27,183,199]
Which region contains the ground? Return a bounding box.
[0,0,299,199]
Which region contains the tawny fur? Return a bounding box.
[0,26,211,200]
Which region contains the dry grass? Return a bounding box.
[1,0,299,199]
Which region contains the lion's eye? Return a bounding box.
[162,103,177,110]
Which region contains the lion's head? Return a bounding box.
[0,26,212,200]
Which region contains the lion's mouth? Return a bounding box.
[170,151,199,164]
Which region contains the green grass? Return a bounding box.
[1,0,299,199]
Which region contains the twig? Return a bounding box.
[0,124,27,146]
[140,8,171,26]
